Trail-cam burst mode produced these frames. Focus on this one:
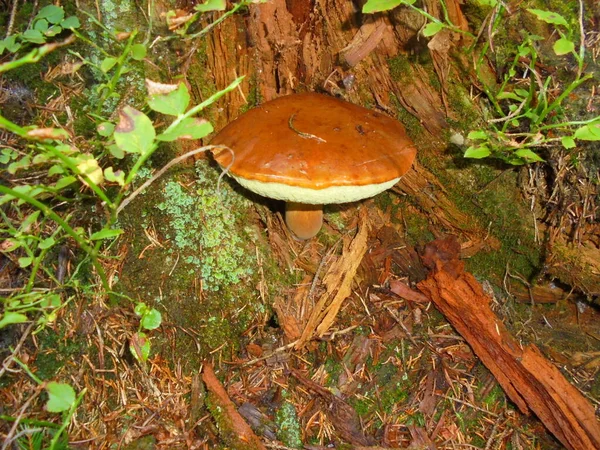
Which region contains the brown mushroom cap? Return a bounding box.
[211,92,416,205]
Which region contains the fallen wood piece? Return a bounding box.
[202,363,267,450]
[296,210,369,349]
[389,279,429,304]
[417,236,600,450]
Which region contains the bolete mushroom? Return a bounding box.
[211,93,416,240]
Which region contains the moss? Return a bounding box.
[34,327,86,380]
[115,160,289,369]
[275,400,303,448]
[481,383,505,408]
[388,56,412,84]
[404,210,435,246]
[206,394,263,450]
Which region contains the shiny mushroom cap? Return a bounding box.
[211,92,417,238]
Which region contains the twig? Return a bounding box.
[116,145,231,216]
[6,0,19,38]
[0,322,34,378]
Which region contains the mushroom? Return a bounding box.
[210,93,416,240]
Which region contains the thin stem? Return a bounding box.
[12,356,43,385]
[0,186,108,290]
[49,389,86,450]
[185,1,249,41]
[0,35,75,73]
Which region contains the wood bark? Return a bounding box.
[417,237,600,450]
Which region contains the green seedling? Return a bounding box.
[129,302,162,365]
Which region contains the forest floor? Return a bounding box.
[1,0,600,449]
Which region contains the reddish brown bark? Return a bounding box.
[202,363,267,450]
[417,237,600,450]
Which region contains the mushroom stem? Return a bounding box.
[285,202,324,240]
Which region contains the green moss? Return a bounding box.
[275,401,303,448]
[34,327,86,380]
[481,383,505,408]
[404,211,435,246]
[388,56,412,84]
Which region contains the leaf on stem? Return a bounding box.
[195,0,227,12]
[147,81,190,116]
[157,118,213,141]
[46,382,76,413]
[114,106,156,155]
[553,38,574,56]
[362,0,404,13]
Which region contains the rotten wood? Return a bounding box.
[417,236,600,450]
[202,363,267,450]
[296,209,369,348]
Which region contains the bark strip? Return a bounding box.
[417,236,600,450]
[202,363,267,450]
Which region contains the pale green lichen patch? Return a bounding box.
[155,163,255,291]
[115,160,277,367]
[275,399,302,448]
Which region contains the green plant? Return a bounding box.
[363,0,599,165]
[0,5,80,56]
[1,357,86,450]
[362,0,474,38]
[129,302,162,366]
[465,3,598,164]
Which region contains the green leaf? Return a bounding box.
[157,118,214,141]
[464,145,491,159]
[0,312,28,329]
[148,83,190,116]
[18,257,33,268]
[467,130,488,140]
[130,332,151,363]
[3,238,21,252]
[362,0,403,13]
[515,88,529,98]
[108,144,124,159]
[141,308,162,330]
[561,136,576,149]
[46,382,75,413]
[134,302,148,316]
[45,25,62,37]
[104,167,125,186]
[574,123,600,141]
[38,236,56,250]
[514,148,544,162]
[97,122,115,137]
[22,29,45,44]
[21,210,41,231]
[34,19,49,33]
[61,16,81,29]
[527,9,568,27]
[114,106,156,155]
[553,37,574,55]
[130,43,147,61]
[37,5,65,24]
[195,0,227,12]
[54,175,77,190]
[2,35,21,53]
[496,92,523,101]
[423,22,444,37]
[90,228,124,240]
[100,57,117,73]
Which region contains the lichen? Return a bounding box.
[155,163,256,291]
[275,399,303,448]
